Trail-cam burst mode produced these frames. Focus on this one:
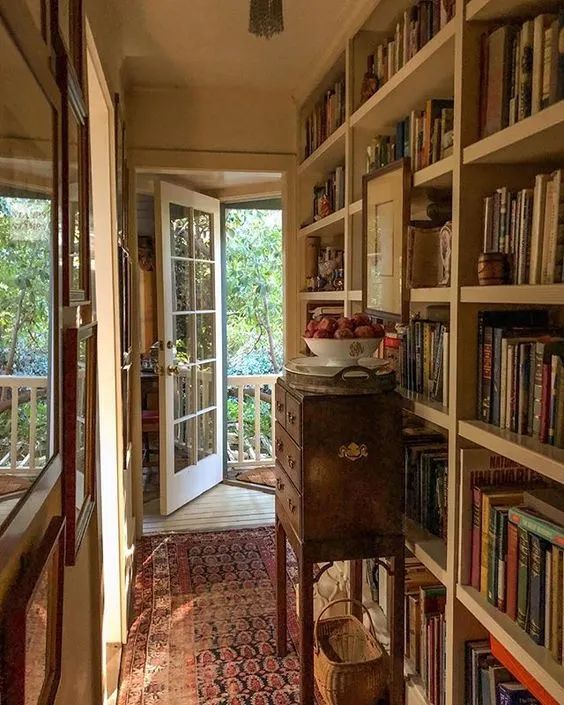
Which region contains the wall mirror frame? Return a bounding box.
[362,158,411,322]
[2,516,65,705]
[62,323,96,564]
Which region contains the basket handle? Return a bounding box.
[314,598,379,654]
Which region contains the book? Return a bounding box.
[506,520,519,620]
[518,20,534,120]
[484,26,517,137]
[527,533,550,644]
[516,525,529,630]
[508,505,564,548]
[524,488,564,527]
[497,682,540,705]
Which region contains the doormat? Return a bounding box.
[236,466,276,489]
[117,527,322,704]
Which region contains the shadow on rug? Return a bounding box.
[118,527,318,705]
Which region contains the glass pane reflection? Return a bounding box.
[174,366,195,420]
[197,363,215,411]
[172,259,193,312]
[174,314,194,365]
[196,313,215,361]
[195,261,214,311]
[174,417,195,473]
[193,210,213,260]
[169,204,192,257]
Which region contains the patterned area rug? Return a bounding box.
[235,467,276,489]
[118,527,316,705]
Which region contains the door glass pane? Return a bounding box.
[174,365,195,419]
[174,417,195,473]
[174,313,194,365]
[197,363,215,411]
[172,259,193,312]
[198,410,216,461]
[195,261,214,311]
[196,313,215,361]
[193,210,213,259]
[69,114,83,292]
[169,204,192,257]
[75,337,87,515]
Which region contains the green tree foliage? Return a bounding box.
[225,208,283,376]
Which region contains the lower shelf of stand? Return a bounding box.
[400,389,450,430]
[456,584,564,703]
[299,291,345,302]
[404,518,448,586]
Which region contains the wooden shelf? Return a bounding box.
[413,156,454,189]
[409,287,451,303]
[298,208,346,238]
[466,0,563,22]
[457,585,564,704]
[458,420,564,484]
[348,289,362,302]
[463,100,564,165]
[351,22,455,132]
[404,518,448,586]
[298,122,346,176]
[460,284,564,304]
[400,388,450,430]
[298,291,345,302]
[349,199,362,215]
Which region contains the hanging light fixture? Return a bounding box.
[249,0,284,39]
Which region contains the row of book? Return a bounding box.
[303,78,345,160]
[466,639,540,705]
[482,169,564,285]
[480,12,564,139]
[359,0,454,106]
[311,166,345,222]
[404,425,448,541]
[397,316,449,407]
[404,558,447,705]
[477,309,564,448]
[365,99,454,174]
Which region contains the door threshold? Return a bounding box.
[223,478,275,496]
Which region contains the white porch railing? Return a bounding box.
[226,374,279,468]
[0,375,48,474]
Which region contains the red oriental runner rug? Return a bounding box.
[117,527,317,705]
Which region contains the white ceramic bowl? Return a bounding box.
[303,336,382,365]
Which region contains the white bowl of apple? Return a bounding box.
[303,314,385,366]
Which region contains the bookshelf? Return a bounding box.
[293,1,564,703]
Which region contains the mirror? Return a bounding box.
[0,19,55,533]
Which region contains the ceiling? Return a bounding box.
[117,0,362,93]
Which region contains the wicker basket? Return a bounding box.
[314,599,389,705]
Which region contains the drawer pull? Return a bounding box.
[276,478,284,491]
[287,411,296,424]
[275,439,284,452]
[287,455,296,469]
[276,401,284,412]
[288,498,296,514]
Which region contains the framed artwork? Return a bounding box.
[62,323,97,564]
[2,516,65,705]
[59,52,90,305]
[362,158,411,322]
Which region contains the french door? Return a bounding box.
[154,181,223,515]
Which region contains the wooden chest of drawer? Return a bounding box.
[274,377,403,543]
[275,464,301,536]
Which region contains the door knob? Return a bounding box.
[167,364,179,376]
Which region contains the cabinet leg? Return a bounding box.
[299,557,314,705]
[276,517,287,657]
[350,559,363,621]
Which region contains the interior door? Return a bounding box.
[155,181,222,515]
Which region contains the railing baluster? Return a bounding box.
[29,386,37,472]
[237,384,244,465]
[10,384,18,471]
[254,384,261,460]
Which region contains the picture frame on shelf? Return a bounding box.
[2,516,65,705]
[62,323,97,564]
[362,158,411,321]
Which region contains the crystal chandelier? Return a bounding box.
[249,0,284,39]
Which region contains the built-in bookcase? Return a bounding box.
[293,1,564,704]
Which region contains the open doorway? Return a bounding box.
[224,200,283,490]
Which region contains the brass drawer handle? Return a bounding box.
[288,498,296,514]
[287,455,296,469]
[276,401,284,412]
[287,411,296,424]
[275,439,284,452]
[276,478,284,491]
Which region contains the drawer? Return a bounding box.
[285,393,301,445]
[274,423,301,491]
[275,464,301,537]
[275,385,286,428]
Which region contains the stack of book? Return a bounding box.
[303,78,346,159]
[479,12,564,138]
[470,488,564,665]
[481,169,564,284]
[404,557,447,705]
[404,426,448,541]
[477,309,564,447]
[465,639,540,705]
[312,166,345,221]
[398,317,449,406]
[365,99,454,173]
[360,0,454,105]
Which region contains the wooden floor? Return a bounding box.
[143,482,275,535]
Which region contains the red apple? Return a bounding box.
[354,325,376,338]
[313,329,331,338]
[371,323,385,338]
[304,330,313,338]
[351,313,371,328]
[318,317,337,334]
[336,316,353,330]
[334,327,354,339]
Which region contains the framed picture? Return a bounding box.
[2,516,65,705]
[59,52,90,305]
[362,159,411,321]
[62,323,97,564]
